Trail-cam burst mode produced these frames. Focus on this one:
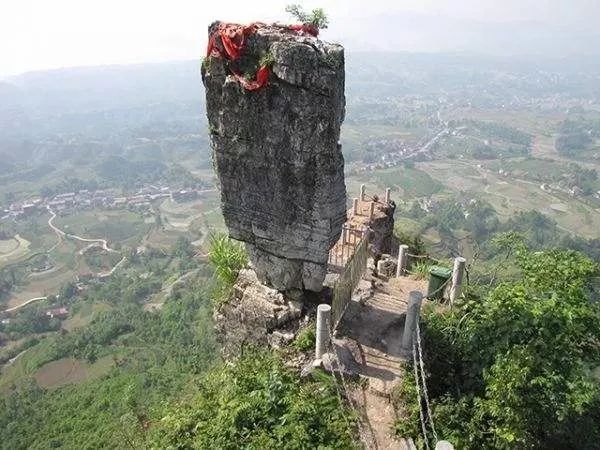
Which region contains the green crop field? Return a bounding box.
[0,235,30,264]
[348,165,443,201]
[55,210,149,245]
[418,157,600,238]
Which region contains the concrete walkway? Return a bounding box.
[337,272,427,450]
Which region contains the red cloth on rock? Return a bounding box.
[287,24,319,37]
[232,66,271,91]
[205,21,318,91]
[207,22,261,60]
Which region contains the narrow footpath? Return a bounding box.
[337,271,427,449]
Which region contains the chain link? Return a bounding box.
[425,277,451,300]
[412,338,430,450]
[415,321,438,442]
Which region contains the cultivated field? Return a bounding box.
[0,235,31,265]
[62,302,112,332]
[347,165,443,202]
[34,356,114,389]
[55,210,150,246]
[418,159,600,238]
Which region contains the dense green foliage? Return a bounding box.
[285,4,329,29]
[394,226,427,256]
[0,306,61,342]
[0,275,217,448]
[396,246,600,449]
[406,197,499,243]
[150,350,357,449]
[556,118,599,157]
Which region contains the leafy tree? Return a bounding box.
[59,281,77,301]
[502,210,558,248]
[394,226,426,255]
[464,199,499,242]
[285,4,329,29]
[397,247,600,449]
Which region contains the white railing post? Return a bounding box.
[385,187,391,203]
[315,304,331,359]
[360,184,366,201]
[449,256,466,305]
[352,197,359,215]
[369,201,375,220]
[401,291,423,354]
[396,244,409,277]
[435,441,454,450]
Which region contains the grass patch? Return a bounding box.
[410,261,434,280]
[55,210,149,244]
[293,325,316,352]
[208,234,248,306]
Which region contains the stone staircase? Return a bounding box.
[336,271,427,449]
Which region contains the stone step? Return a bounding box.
[368,296,406,309]
[367,377,399,397]
[370,292,407,304]
[363,355,402,367]
[368,299,407,312]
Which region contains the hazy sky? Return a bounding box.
[2,0,599,76]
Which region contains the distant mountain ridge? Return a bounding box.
[4,60,205,117]
[1,52,599,165]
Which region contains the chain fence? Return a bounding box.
[411,319,440,448]
[404,252,442,276]
[326,329,376,449]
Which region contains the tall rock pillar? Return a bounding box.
[203,23,346,292]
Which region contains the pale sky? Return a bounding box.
[1,0,599,77]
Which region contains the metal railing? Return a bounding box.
[330,228,369,329]
[328,224,366,269]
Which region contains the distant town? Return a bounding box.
[2,184,216,220]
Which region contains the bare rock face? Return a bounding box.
[202,24,346,292]
[214,269,303,358]
[368,201,396,257]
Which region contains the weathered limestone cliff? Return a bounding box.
[214,269,303,358]
[203,23,346,292]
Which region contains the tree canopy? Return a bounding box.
[397,246,600,449]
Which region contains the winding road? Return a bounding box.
[47,208,117,253]
[3,296,48,313]
[1,210,124,314]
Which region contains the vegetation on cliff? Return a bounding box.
[396,243,600,449]
[0,283,218,448]
[150,350,356,449]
